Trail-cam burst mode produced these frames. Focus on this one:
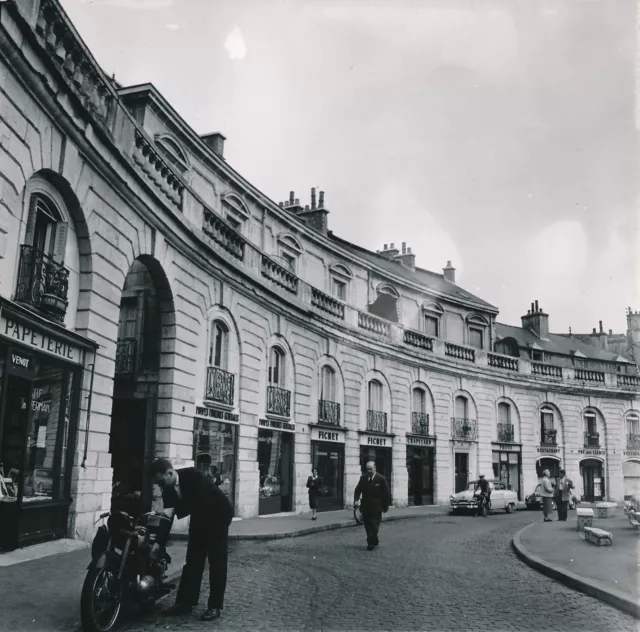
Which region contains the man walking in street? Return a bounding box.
[354,461,390,550]
[554,468,574,522]
[150,458,233,621]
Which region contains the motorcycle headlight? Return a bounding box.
[136,527,149,548]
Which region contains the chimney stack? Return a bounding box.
[599,320,603,334]
[311,188,317,210]
[592,328,597,334]
[443,261,456,283]
[318,191,325,209]
[609,329,613,335]
[200,132,226,158]
[379,243,400,259]
[295,187,329,235]
[521,300,549,340]
[394,242,415,269]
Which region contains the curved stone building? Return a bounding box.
[0,0,637,549]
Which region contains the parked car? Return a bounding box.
[449,480,518,514]
[24,468,53,497]
[524,483,578,511]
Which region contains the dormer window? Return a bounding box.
[329,264,352,302]
[155,134,189,173]
[422,302,444,338]
[466,314,488,349]
[368,283,399,322]
[222,194,250,233]
[277,234,303,275]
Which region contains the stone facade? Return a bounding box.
[0,0,638,546]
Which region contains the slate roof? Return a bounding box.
[328,234,498,312]
[495,322,630,364]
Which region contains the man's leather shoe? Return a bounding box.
[201,608,222,621]
[163,603,192,616]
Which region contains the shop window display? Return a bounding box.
[258,429,292,514]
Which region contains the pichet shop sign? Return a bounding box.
[0,315,81,363]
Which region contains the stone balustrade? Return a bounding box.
[34,0,114,126]
[531,362,562,379]
[202,208,245,260]
[487,352,519,371]
[133,131,184,209]
[311,288,345,320]
[575,368,605,384]
[618,374,640,390]
[358,311,391,337]
[445,342,476,363]
[403,329,434,352]
[261,255,299,295]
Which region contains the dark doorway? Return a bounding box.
[492,450,522,499]
[581,459,604,502]
[406,447,435,505]
[258,430,293,515]
[312,442,344,512]
[455,452,469,493]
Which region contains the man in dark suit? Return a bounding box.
[353,461,390,550]
[150,458,233,622]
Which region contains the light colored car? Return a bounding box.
[24,468,53,497]
[449,480,518,514]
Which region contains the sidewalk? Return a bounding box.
[513,511,640,619]
[171,503,450,540]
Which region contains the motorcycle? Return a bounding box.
[80,510,174,632]
[624,496,640,529]
[473,492,491,518]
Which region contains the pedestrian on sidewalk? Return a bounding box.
[540,469,554,522]
[353,461,390,550]
[306,467,321,520]
[554,468,574,522]
[150,458,233,622]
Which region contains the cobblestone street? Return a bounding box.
[124,511,636,632]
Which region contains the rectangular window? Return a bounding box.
[541,411,554,432]
[412,389,425,413]
[469,327,484,349]
[531,350,544,362]
[368,381,382,411]
[628,416,640,435]
[225,214,242,230]
[455,396,467,419]
[281,253,296,273]
[321,367,335,402]
[332,279,346,301]
[268,349,284,386]
[498,403,510,425]
[424,315,439,337]
[585,413,597,435]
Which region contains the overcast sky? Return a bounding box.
[62,0,638,334]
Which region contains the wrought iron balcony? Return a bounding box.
[367,410,387,433]
[541,428,557,445]
[205,366,235,406]
[627,433,640,450]
[266,385,291,418]
[411,412,430,435]
[15,245,70,323]
[584,431,600,448]
[115,338,137,374]
[318,400,340,425]
[451,418,477,440]
[497,423,514,443]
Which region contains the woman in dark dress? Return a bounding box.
[306,468,321,520]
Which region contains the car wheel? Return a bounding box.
[505,503,516,514]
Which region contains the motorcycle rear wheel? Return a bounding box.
[80,567,122,632]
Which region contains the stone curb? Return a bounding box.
[512,522,640,620]
[169,508,450,543]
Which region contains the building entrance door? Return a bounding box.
[455,452,469,493]
[360,446,392,502]
[581,459,604,502]
[406,447,434,505]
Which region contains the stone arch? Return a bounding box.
[222,192,250,220]
[360,369,393,433]
[18,170,93,330]
[155,133,190,172]
[452,389,478,421]
[409,380,435,434]
[495,396,522,442]
[537,401,565,446]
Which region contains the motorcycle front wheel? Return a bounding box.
[80,566,123,632]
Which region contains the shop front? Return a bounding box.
[193,405,238,511]
[622,459,640,500]
[359,432,393,500]
[258,417,294,515]
[406,435,435,506]
[578,451,606,502]
[309,426,345,512]
[492,442,522,499]
[0,302,96,551]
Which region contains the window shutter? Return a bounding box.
[24,196,38,245]
[52,221,69,263]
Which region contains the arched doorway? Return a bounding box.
[580,458,605,502]
[109,258,174,515]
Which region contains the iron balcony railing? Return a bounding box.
[15,245,70,323]
[584,431,600,448]
[318,400,340,425]
[541,428,557,445]
[115,338,137,374]
[497,423,514,443]
[266,385,291,418]
[411,412,430,435]
[367,410,387,433]
[451,418,477,440]
[205,366,235,406]
[627,433,640,450]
